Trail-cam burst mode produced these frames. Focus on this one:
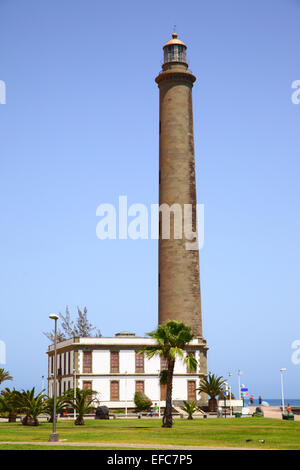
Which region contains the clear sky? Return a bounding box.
[0,0,299,399]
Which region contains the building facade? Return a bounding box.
[47,332,207,409]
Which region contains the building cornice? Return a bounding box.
[47,336,208,354]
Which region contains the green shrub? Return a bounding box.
[134,392,152,412]
[114,409,125,414]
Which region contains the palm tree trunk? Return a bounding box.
[8,411,17,423]
[208,397,218,412]
[162,359,175,428]
[75,415,84,425]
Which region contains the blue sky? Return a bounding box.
[0,0,299,398]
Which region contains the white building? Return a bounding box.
[47,331,208,410]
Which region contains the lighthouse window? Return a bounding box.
[166,44,185,63]
[178,45,185,62]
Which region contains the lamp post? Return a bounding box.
[125,370,128,416]
[73,368,77,421]
[280,368,287,413]
[238,369,243,400]
[228,371,233,417]
[49,314,59,442]
[224,381,228,418]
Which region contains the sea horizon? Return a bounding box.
[244,398,300,406]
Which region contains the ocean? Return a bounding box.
[245,398,300,407]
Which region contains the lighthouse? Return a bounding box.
[156,33,206,351]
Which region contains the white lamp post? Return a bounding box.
[125,371,128,416]
[280,368,287,413]
[228,371,233,417]
[238,369,243,400]
[73,368,77,421]
[49,314,59,442]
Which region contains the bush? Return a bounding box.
[114,408,125,414]
[134,392,152,412]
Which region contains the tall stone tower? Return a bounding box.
[156,33,207,354]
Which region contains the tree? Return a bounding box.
[73,307,101,338]
[0,388,20,422]
[44,396,68,423]
[43,306,101,342]
[14,388,46,426]
[63,388,98,425]
[196,373,226,412]
[0,368,13,385]
[134,392,152,412]
[180,400,197,420]
[140,320,197,428]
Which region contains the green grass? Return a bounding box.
[0,444,151,450]
[0,417,300,450]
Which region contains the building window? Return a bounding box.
[160,383,167,401]
[186,351,196,373]
[135,381,144,394]
[68,351,71,375]
[83,381,92,390]
[187,380,196,401]
[110,351,119,373]
[83,381,93,400]
[83,351,92,373]
[160,356,168,371]
[110,380,119,401]
[57,353,62,376]
[135,352,144,373]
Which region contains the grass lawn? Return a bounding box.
[0,444,150,450]
[0,417,300,450]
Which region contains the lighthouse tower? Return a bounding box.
[156,33,206,351]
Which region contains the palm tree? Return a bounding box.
[180,400,197,420]
[0,368,13,385]
[44,396,68,423]
[140,320,197,428]
[14,388,46,426]
[0,388,19,422]
[196,373,226,412]
[63,388,97,425]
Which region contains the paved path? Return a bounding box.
[249,406,300,421]
[0,440,262,450]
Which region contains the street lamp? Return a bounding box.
[125,371,128,416]
[228,371,233,417]
[280,368,287,413]
[238,369,243,400]
[49,314,59,442]
[73,368,77,421]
